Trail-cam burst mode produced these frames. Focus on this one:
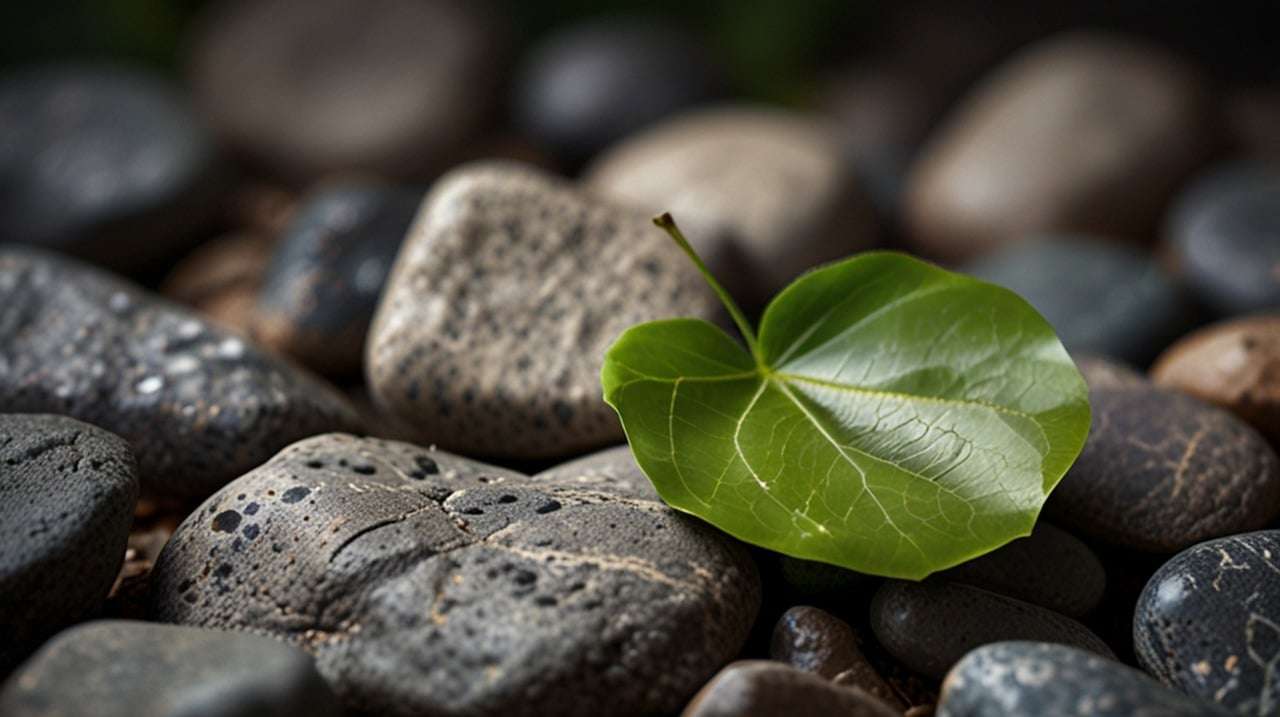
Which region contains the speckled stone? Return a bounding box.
[965,237,1191,365]
[682,661,900,717]
[937,641,1231,717]
[150,433,760,716]
[1047,386,1280,552]
[514,17,723,167]
[938,522,1105,618]
[0,620,340,717]
[530,444,660,501]
[770,606,905,710]
[870,580,1113,680]
[0,415,138,671]
[1073,354,1147,392]
[0,248,362,498]
[584,106,878,307]
[162,233,275,335]
[366,161,719,459]
[252,183,420,376]
[0,64,219,272]
[1135,530,1280,714]
[188,0,504,180]
[1166,163,1280,317]
[905,32,1212,262]
[1153,315,1280,447]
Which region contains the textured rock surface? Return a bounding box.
[366,161,718,459]
[0,64,218,271]
[151,433,759,716]
[682,661,900,717]
[0,620,340,717]
[870,580,1113,679]
[938,522,1105,618]
[253,183,420,375]
[937,641,1231,717]
[0,248,361,497]
[585,106,877,306]
[1166,163,1280,317]
[1153,315,1280,446]
[966,237,1191,365]
[188,0,504,179]
[770,606,904,710]
[1135,530,1280,714]
[1048,386,1280,552]
[0,415,138,670]
[905,32,1212,262]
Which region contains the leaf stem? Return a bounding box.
[653,212,763,366]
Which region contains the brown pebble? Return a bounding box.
[683,661,900,717]
[770,606,906,710]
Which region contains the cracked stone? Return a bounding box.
[150,433,760,716]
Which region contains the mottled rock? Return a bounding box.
[682,661,899,717]
[531,444,660,501]
[514,17,722,166]
[770,607,904,710]
[0,621,339,717]
[585,106,878,306]
[906,32,1212,262]
[162,233,275,334]
[188,0,505,180]
[252,183,420,375]
[151,433,759,716]
[937,641,1231,717]
[939,522,1105,618]
[0,415,138,670]
[1153,315,1280,447]
[366,161,718,459]
[0,64,219,272]
[1047,386,1280,552]
[1073,354,1147,392]
[870,580,1113,679]
[966,237,1191,365]
[1166,162,1280,317]
[0,248,361,497]
[1135,530,1280,714]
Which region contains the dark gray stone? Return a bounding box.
[1047,386,1280,552]
[937,641,1231,717]
[0,248,362,498]
[531,444,660,501]
[150,433,759,716]
[0,415,138,671]
[0,620,340,717]
[1135,530,1280,714]
[1167,162,1280,317]
[770,606,904,710]
[365,161,718,459]
[939,522,1106,618]
[514,17,722,167]
[870,579,1113,680]
[0,64,219,272]
[682,661,900,717]
[252,183,421,376]
[966,237,1191,365]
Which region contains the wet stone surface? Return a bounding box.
[150,433,760,717]
[0,247,362,498]
[682,660,900,717]
[770,606,905,710]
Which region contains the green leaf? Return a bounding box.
[601,215,1090,580]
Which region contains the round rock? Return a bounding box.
[1166,162,1280,317]
[682,661,899,717]
[965,237,1191,365]
[1073,354,1147,392]
[365,161,719,459]
[0,247,362,498]
[162,232,275,335]
[0,415,138,670]
[937,641,1231,717]
[584,106,878,307]
[252,182,421,376]
[770,606,904,710]
[514,17,722,167]
[1135,530,1280,713]
[870,579,1113,680]
[1047,386,1280,552]
[0,620,339,717]
[0,64,219,272]
[151,433,759,716]
[905,32,1212,262]
[188,0,504,180]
